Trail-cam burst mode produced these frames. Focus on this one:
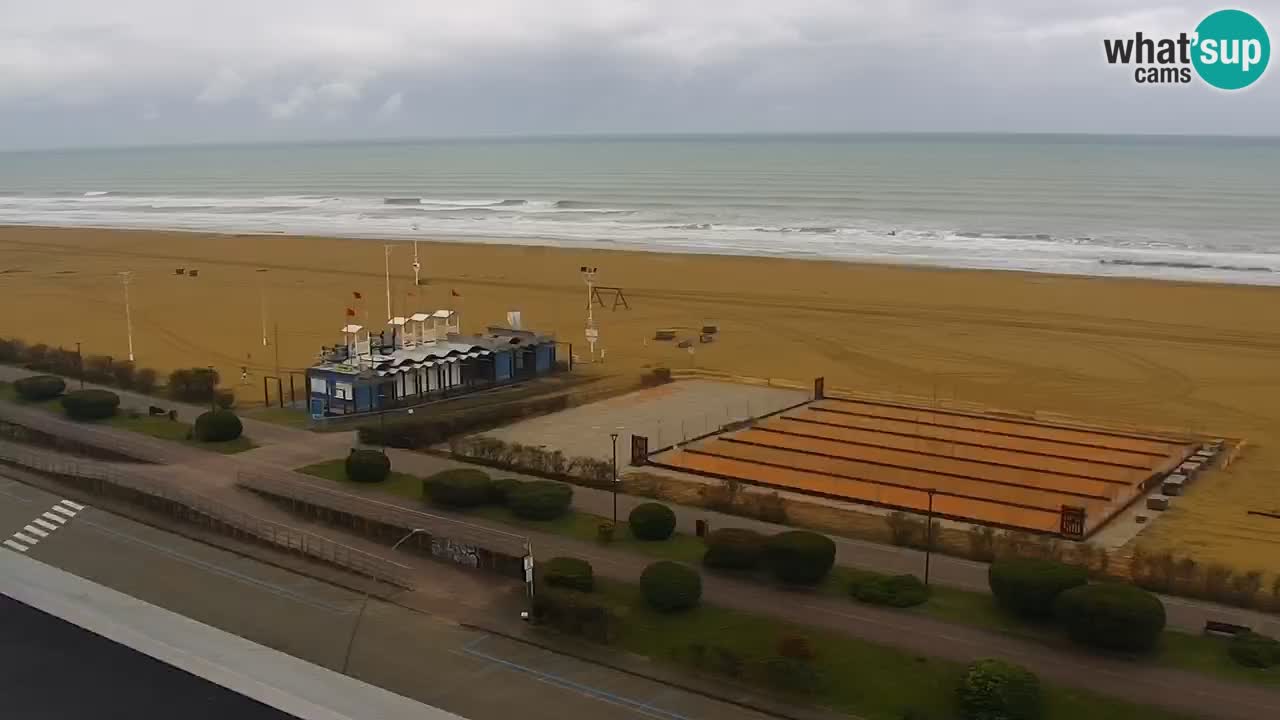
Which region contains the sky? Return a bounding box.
[1,1,1277,149]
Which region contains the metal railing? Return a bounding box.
[0,439,414,588]
[236,469,530,558]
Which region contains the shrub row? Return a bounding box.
[421,469,573,521]
[685,638,822,695]
[361,394,571,449]
[701,527,836,585]
[531,587,619,643]
[449,435,614,488]
[1228,631,1280,669]
[0,340,159,394]
[957,658,1042,720]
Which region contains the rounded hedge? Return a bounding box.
[14,374,65,401]
[544,556,594,592]
[1228,632,1280,669]
[988,557,1088,620]
[508,480,573,520]
[850,572,931,608]
[703,528,767,570]
[60,388,120,420]
[193,410,243,442]
[423,468,492,507]
[764,530,836,585]
[491,477,525,505]
[640,561,702,613]
[628,502,677,541]
[345,448,391,483]
[956,659,1043,720]
[1054,583,1166,652]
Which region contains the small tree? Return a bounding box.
[1054,583,1166,653]
[111,360,136,389]
[345,448,391,483]
[168,367,219,403]
[133,368,159,394]
[640,561,702,612]
[956,659,1042,720]
[628,502,677,541]
[988,557,1087,620]
[764,531,836,585]
[193,410,243,442]
[544,557,594,592]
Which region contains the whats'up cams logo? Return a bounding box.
[1104,8,1270,89]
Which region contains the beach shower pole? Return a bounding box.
[383,245,393,321]
[924,488,937,585]
[257,268,269,347]
[412,240,421,287]
[119,271,135,362]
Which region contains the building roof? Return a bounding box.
[310,327,554,377]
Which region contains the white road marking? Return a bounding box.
[52,505,76,517]
[23,525,48,538]
[34,518,58,531]
[3,539,28,552]
[13,532,39,545]
[60,499,86,511]
[42,512,66,524]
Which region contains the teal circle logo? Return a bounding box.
[1192,9,1270,90]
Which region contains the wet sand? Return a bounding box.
[2,225,1280,571]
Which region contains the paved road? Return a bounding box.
[0,476,776,720]
[1,593,303,720]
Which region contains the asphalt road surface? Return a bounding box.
[0,474,773,720]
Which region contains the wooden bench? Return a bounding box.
[1204,620,1250,637]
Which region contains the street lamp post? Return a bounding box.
[610,432,619,524]
[924,488,937,585]
[341,528,423,675]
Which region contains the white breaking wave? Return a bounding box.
[0,192,1277,285]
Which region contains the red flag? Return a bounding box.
[345,307,356,317]
[353,291,362,300]
[451,289,461,297]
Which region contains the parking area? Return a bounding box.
[476,379,810,461]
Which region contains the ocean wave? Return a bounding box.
[1100,259,1272,273]
[383,197,421,205]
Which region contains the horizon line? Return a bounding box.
[6,129,1280,154]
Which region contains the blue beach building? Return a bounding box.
[306,310,558,418]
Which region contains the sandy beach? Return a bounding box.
[3,225,1280,571]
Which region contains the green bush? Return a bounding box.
[640,561,702,613]
[134,368,159,394]
[423,468,493,507]
[60,389,120,420]
[1228,631,1280,669]
[628,502,676,541]
[508,480,573,520]
[849,572,931,608]
[168,367,220,403]
[988,557,1088,620]
[344,448,391,483]
[193,410,243,442]
[703,528,767,570]
[1054,583,1166,653]
[14,374,66,401]
[764,530,836,585]
[956,658,1042,720]
[490,477,525,505]
[544,556,594,592]
[761,656,822,694]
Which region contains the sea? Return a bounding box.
[2,134,1278,285]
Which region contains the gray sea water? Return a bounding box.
[1,134,1278,284]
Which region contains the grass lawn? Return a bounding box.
[587,578,1197,720]
[297,458,423,499]
[0,382,254,454]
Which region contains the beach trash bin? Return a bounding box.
[696,519,709,538]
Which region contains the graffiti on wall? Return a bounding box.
[431,537,480,568]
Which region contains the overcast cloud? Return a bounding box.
[1,1,1277,149]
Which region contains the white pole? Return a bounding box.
[383,244,393,321]
[412,240,421,288]
[119,271,135,361]
[257,268,269,347]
